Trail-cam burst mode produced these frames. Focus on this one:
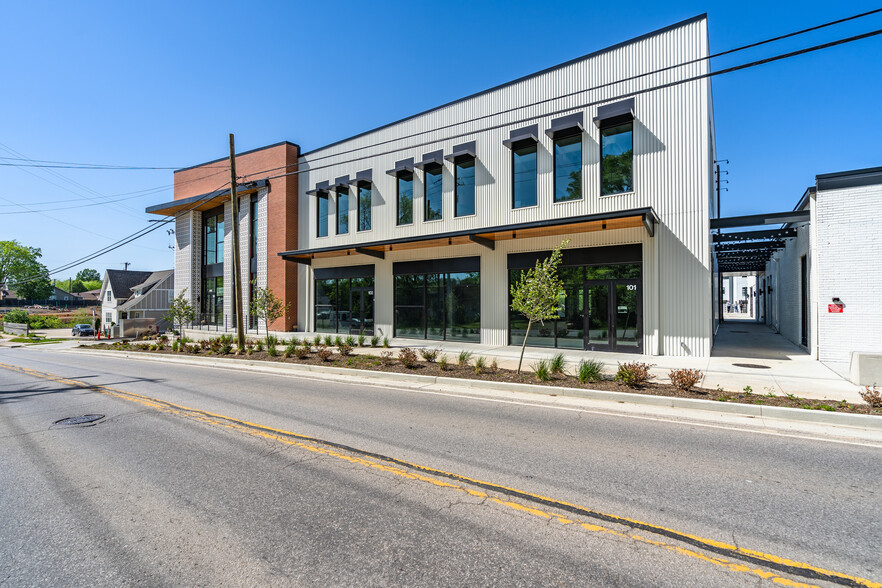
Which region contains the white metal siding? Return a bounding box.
[297,17,713,355]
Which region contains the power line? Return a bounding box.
[0,156,226,170]
[262,26,882,184]
[248,8,882,177]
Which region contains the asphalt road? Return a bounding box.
[1,345,880,587]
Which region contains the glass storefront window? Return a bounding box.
[394,271,480,341]
[316,276,375,334]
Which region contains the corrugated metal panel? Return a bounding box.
[297,17,712,355]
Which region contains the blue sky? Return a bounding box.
[2,0,881,280]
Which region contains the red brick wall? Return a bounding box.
[174,142,299,331]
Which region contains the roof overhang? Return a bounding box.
[280,208,659,264]
[709,210,810,230]
[146,180,267,216]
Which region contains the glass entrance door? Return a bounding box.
[583,280,642,353]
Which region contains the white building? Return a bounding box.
[762,166,882,384]
[151,15,718,356]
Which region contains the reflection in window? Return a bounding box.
[315,276,374,335]
[455,159,475,217]
[201,276,223,325]
[357,183,371,231]
[513,144,537,208]
[394,271,480,341]
[601,122,633,195]
[424,164,443,221]
[202,209,224,265]
[397,171,413,225]
[336,187,349,235]
[554,134,582,202]
[508,263,640,348]
[317,192,329,237]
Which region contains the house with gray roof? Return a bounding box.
[100,269,174,335]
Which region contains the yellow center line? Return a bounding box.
[3,361,878,588]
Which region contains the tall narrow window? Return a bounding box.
[317,192,329,237]
[454,159,475,217]
[357,183,372,231]
[424,164,443,221]
[601,122,633,195]
[554,134,582,202]
[336,187,349,235]
[397,171,413,225]
[512,143,537,208]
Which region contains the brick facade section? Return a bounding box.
[173,142,299,331]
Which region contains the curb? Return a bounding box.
[68,347,882,431]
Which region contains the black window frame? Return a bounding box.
[453,157,476,218]
[552,131,583,203]
[396,170,414,226]
[600,121,634,197]
[316,191,329,238]
[336,186,349,235]
[423,162,443,222]
[511,141,538,209]
[356,181,372,232]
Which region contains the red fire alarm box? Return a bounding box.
[828,304,844,313]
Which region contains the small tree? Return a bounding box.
[165,288,195,339]
[250,280,290,336]
[510,239,569,373]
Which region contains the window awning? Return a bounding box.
[348,169,373,185]
[502,125,539,150]
[145,179,267,216]
[593,98,635,128]
[444,141,476,164]
[330,175,350,191]
[414,150,444,170]
[280,207,659,264]
[305,180,330,196]
[386,158,415,176]
[545,113,584,139]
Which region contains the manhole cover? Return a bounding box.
[54,414,105,426]
[731,330,749,333]
[732,363,771,369]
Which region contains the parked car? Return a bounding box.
[71,324,95,337]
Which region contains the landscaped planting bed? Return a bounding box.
[84,336,880,416]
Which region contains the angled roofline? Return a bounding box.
[300,14,707,157]
[174,141,300,174]
[816,165,882,191]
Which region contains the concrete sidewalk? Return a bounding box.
[179,321,862,403]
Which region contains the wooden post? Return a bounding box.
[229,134,246,350]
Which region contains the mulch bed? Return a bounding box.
[85,340,879,416]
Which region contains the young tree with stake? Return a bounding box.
[165,288,195,340]
[510,239,569,373]
[250,280,290,336]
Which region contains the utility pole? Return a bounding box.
[229,134,246,350]
[122,262,130,271]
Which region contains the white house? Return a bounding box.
[100,269,174,334]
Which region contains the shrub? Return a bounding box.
[316,348,333,362]
[419,348,440,363]
[357,334,366,347]
[398,347,419,369]
[669,368,703,392]
[532,359,551,382]
[171,339,180,352]
[549,352,566,375]
[313,335,323,346]
[254,340,264,352]
[345,335,356,347]
[577,359,604,383]
[323,335,333,347]
[490,358,498,372]
[615,362,655,388]
[382,337,390,348]
[338,343,353,356]
[289,337,301,347]
[859,384,882,414]
[379,350,394,365]
[457,350,473,366]
[266,340,278,357]
[294,344,310,359]
[266,334,279,347]
[283,341,296,358]
[370,335,380,347]
[438,354,449,371]
[3,309,28,324]
[474,356,486,375]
